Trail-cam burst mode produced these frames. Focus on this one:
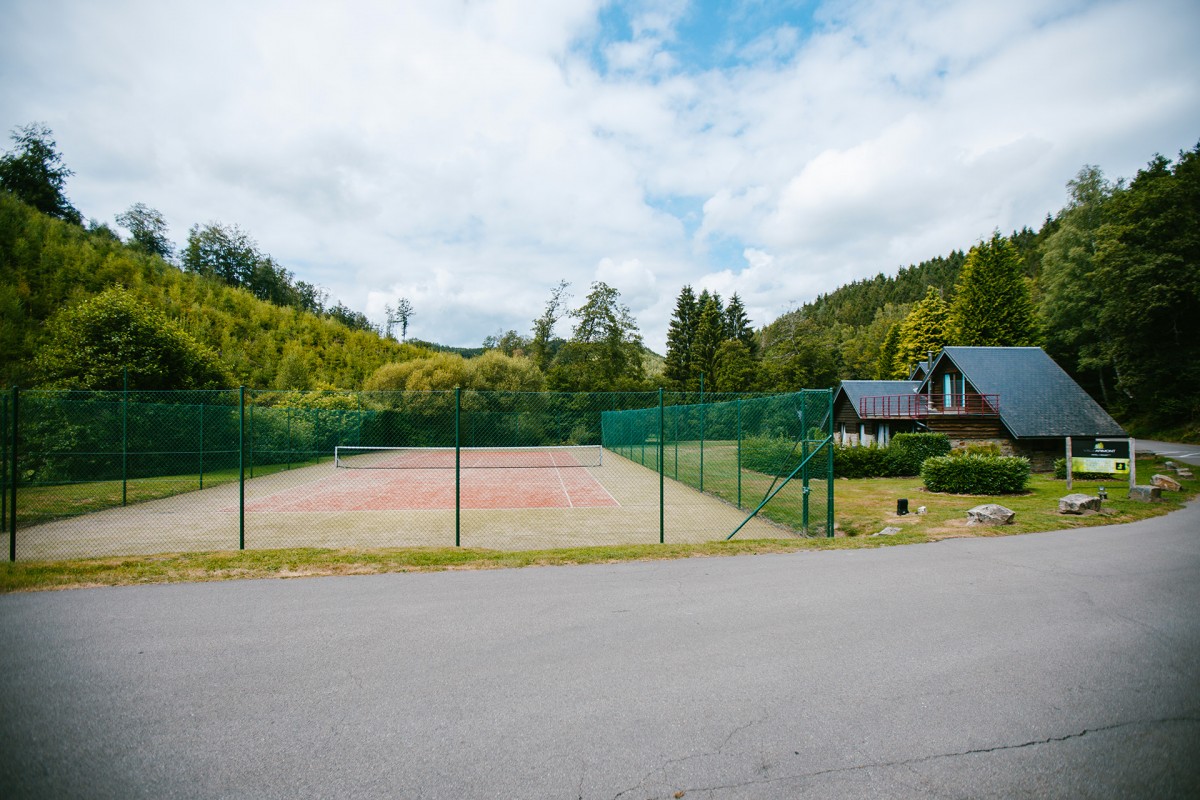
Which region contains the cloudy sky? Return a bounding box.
[3,0,1198,351]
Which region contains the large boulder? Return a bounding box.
[1058,494,1101,515]
[966,504,1015,525]
[1151,474,1183,492]
[1128,485,1162,502]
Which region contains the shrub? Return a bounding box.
[740,436,801,476]
[833,444,894,478]
[922,455,1031,494]
[888,433,951,475]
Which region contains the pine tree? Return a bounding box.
[949,233,1038,347]
[691,296,724,388]
[724,293,757,357]
[663,285,698,389]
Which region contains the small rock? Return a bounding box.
[1175,468,1193,479]
[1058,493,1101,514]
[1151,474,1183,492]
[966,504,1015,525]
[1128,485,1162,502]
[871,526,903,537]
[916,506,927,515]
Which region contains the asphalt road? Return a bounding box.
[1136,439,1200,467]
[3,503,1199,799]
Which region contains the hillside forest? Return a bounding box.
[1,123,1197,435]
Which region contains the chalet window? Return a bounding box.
[878,422,890,447]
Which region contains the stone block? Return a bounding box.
[966,504,1015,525]
[1174,468,1193,479]
[1151,474,1182,492]
[1058,493,1101,514]
[1128,485,1162,502]
[871,526,903,537]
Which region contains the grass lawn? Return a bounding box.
[2,454,1193,594]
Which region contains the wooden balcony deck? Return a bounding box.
[859,393,1000,419]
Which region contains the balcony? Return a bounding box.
[859,393,1000,419]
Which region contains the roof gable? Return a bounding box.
[926,347,1125,438]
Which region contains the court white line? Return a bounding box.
[553,465,575,509]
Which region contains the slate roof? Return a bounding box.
[927,347,1126,439]
[836,380,921,418]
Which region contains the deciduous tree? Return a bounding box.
[0,123,81,224]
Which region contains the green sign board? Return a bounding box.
[1070,439,1130,475]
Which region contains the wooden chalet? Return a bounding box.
[833,347,1126,470]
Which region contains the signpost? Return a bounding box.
[1066,438,1131,489]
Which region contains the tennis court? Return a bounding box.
[12,448,790,560]
[4,388,833,561]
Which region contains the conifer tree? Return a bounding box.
[663,285,698,389]
[949,233,1038,347]
[691,296,724,388]
[724,293,757,357]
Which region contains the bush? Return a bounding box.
[887,433,951,476]
[740,436,801,476]
[921,455,1031,494]
[833,444,893,478]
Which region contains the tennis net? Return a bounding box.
[333,444,604,469]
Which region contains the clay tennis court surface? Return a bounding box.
[14,451,792,560]
[242,464,620,512]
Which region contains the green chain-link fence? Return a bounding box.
[2,387,833,561]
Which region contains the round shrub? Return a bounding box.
[921,454,1031,494]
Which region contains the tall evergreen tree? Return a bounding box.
[949,233,1039,347]
[663,285,698,389]
[724,293,757,356]
[877,323,903,379]
[691,296,724,388]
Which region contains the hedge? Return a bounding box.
[921,455,1031,494]
[887,432,952,475]
[742,432,951,479]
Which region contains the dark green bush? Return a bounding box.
[921,455,1031,494]
[740,436,801,476]
[833,444,893,478]
[887,433,951,475]
[743,431,951,480]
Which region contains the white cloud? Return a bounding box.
[1,0,1198,360]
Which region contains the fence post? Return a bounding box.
[455,387,461,548]
[199,402,205,489]
[286,406,291,471]
[239,386,245,550]
[122,367,128,506]
[801,396,809,531]
[1,391,7,546]
[826,389,835,538]
[736,398,742,508]
[699,372,705,493]
[658,388,664,545]
[7,387,15,561]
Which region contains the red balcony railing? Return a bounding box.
[859,393,1000,419]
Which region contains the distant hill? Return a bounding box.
[0,192,428,389]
